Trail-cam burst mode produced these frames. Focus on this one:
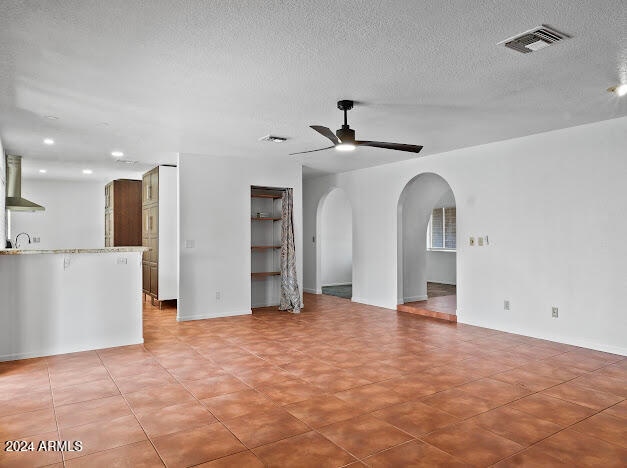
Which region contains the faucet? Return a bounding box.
[15,232,31,249]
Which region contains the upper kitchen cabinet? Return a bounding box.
[104,179,142,247]
[142,166,178,305]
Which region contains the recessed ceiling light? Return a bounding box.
[608,84,627,97]
[43,138,54,145]
[82,169,93,175]
[111,151,124,157]
[44,115,59,120]
[336,144,356,152]
[39,169,47,174]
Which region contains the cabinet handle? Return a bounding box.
[149,216,153,230]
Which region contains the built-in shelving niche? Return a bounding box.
[250,186,286,308]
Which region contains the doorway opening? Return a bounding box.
[397,173,457,321]
[316,188,352,300]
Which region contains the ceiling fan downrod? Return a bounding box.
[336,100,355,143]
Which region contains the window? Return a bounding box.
[428,206,456,250]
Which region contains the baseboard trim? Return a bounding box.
[321,282,352,287]
[350,296,395,310]
[403,295,428,302]
[458,317,627,356]
[177,310,251,321]
[303,288,322,294]
[0,338,144,362]
[251,301,280,308]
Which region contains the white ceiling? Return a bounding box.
[0,0,625,181]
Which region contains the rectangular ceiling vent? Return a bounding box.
[498,25,569,54]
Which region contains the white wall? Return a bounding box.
[426,189,456,285]
[320,188,352,287]
[0,251,143,361]
[303,117,627,355]
[0,140,6,249]
[178,153,302,320]
[157,166,179,301]
[303,174,340,293]
[426,250,456,285]
[11,179,105,249]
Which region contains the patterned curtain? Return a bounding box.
[279,188,302,313]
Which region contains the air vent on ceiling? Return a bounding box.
[258,135,287,143]
[498,25,569,54]
[115,159,137,165]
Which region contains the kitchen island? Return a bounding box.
[0,247,148,361]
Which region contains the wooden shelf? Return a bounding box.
[251,271,280,278]
[251,217,281,221]
[251,194,282,199]
[251,246,281,250]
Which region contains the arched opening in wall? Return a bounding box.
[397,173,457,321]
[316,188,353,300]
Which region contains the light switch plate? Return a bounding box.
[478,237,484,246]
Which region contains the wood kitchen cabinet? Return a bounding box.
[104,179,142,247]
[142,166,178,305]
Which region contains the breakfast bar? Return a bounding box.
[0,247,148,361]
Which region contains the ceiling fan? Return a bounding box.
[290,100,423,155]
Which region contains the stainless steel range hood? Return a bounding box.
[5,155,45,211]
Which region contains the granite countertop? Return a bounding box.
[0,247,150,255]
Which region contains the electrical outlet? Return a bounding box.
[63,257,71,270]
[469,236,475,246]
[32,237,40,243]
[552,307,559,318]
[185,240,195,249]
[216,291,221,301]
[478,237,484,246]
[117,257,127,264]
[504,300,510,311]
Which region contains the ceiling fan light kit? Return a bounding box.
[290,99,423,156]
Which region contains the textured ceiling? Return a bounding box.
[0,0,625,181]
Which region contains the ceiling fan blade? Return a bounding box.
[289,146,335,156]
[310,125,340,145]
[356,141,423,153]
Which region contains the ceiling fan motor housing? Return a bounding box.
[336,125,355,143]
[337,100,354,111]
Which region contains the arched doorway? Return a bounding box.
[316,188,353,299]
[397,173,457,320]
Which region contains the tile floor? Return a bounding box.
[0,293,625,467]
